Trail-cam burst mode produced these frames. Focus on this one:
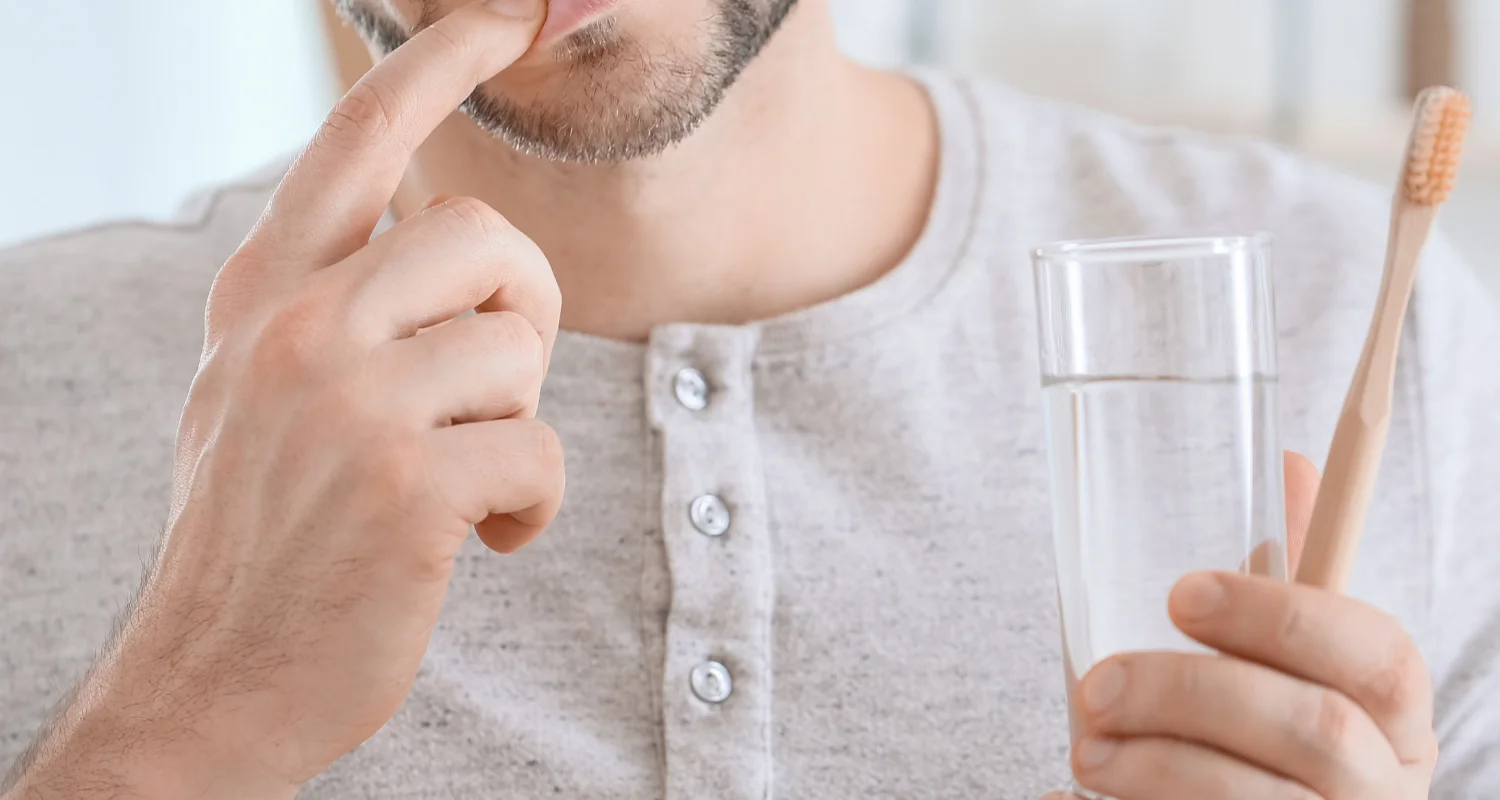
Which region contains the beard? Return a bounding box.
[334,0,800,164]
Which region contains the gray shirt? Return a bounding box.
[4,73,1499,798]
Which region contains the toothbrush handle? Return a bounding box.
[1295,402,1391,592]
[1295,204,1437,592]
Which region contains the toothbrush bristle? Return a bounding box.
[1404,87,1472,206]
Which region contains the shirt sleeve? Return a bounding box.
[1409,231,1500,794]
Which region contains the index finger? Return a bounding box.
[246,0,546,266]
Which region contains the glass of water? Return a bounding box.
[1030,235,1288,799]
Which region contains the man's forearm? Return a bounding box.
[3,668,297,800]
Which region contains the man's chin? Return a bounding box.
[459,82,706,165]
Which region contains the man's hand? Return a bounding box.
[4,2,556,797]
[1048,453,1439,799]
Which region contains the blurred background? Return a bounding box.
[1,0,1496,299]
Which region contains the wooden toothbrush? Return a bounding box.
[1295,86,1473,593]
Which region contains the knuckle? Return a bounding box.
[287,367,434,518]
[251,278,349,379]
[1417,730,1441,766]
[423,23,473,62]
[518,235,562,308]
[323,77,404,149]
[481,312,545,376]
[316,377,384,435]
[1275,599,1311,649]
[203,291,235,339]
[1362,630,1431,716]
[205,260,262,333]
[436,196,511,240]
[525,421,566,476]
[254,302,326,379]
[1166,654,1205,698]
[361,429,432,510]
[1304,690,1360,759]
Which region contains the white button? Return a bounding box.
[674,368,710,411]
[690,660,733,704]
[689,495,731,537]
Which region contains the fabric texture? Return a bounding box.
[3,73,1499,798]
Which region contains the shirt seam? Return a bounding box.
[749,75,996,367]
[641,422,669,784]
[3,170,284,255]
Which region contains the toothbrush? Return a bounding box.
[1295,86,1472,592]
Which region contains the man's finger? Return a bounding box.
[245,0,546,266]
[1070,735,1321,800]
[425,419,566,554]
[378,311,544,424]
[339,197,560,361]
[1170,572,1438,765]
[1076,652,1391,796]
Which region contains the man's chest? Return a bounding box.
[308,333,1072,799]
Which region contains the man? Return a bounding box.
[1,0,1497,797]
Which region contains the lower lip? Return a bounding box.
[538,0,621,42]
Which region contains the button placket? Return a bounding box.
[647,326,773,800]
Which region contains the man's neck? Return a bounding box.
[397,5,939,342]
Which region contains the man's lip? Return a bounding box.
[537,0,621,43]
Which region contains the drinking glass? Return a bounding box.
[1030,235,1288,799]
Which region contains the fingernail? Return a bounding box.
[1172,573,1227,621]
[1082,661,1127,713]
[484,0,542,19]
[1075,737,1116,770]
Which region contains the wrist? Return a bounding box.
[5,705,299,800]
[4,642,301,800]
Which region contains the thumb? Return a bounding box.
[1283,450,1321,575]
[1040,793,1084,800]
